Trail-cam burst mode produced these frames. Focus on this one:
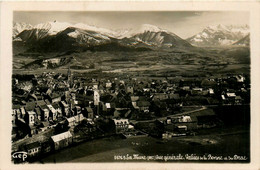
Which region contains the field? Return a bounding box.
[13,46,250,79]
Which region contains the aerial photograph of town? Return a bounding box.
[11,11,250,163]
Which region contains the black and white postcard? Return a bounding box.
[0,1,260,170]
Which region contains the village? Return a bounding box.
[11,66,250,163]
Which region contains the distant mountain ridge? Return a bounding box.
[186,24,249,47]
[118,24,192,48]
[14,21,121,39]
[13,21,193,52]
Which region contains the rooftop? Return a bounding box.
[25,141,41,150]
[51,131,72,143]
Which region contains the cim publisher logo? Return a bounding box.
[12,151,28,162]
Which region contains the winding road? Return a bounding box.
[130,106,207,124]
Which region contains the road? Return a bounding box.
[130,106,207,124]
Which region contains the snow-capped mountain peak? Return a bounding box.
[187,24,250,46]
[205,24,229,33]
[13,21,192,50]
[34,21,72,35]
[74,23,119,38]
[119,24,168,38]
[13,22,33,38]
[14,21,171,40]
[31,21,122,38]
[205,24,249,33]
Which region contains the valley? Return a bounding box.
[13,46,250,79]
[11,18,251,164]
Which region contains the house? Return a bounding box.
[51,131,73,150]
[13,107,21,120]
[226,92,236,104]
[226,92,236,98]
[60,101,69,117]
[191,87,203,95]
[235,75,245,83]
[106,102,111,110]
[20,107,26,119]
[35,107,42,121]
[29,125,38,136]
[85,122,96,133]
[106,82,112,88]
[24,141,41,157]
[12,110,16,125]
[143,88,150,92]
[94,90,100,106]
[101,102,116,113]
[152,93,168,101]
[182,86,190,91]
[47,104,57,120]
[208,88,214,95]
[52,103,63,119]
[164,115,198,131]
[65,114,85,127]
[27,111,36,126]
[162,131,174,139]
[177,125,187,131]
[126,85,134,94]
[93,84,98,90]
[48,93,62,103]
[39,105,50,121]
[80,119,97,133]
[113,119,129,134]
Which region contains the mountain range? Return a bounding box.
[186,24,249,47]
[13,22,250,52]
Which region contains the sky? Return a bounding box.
[14,11,249,39]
